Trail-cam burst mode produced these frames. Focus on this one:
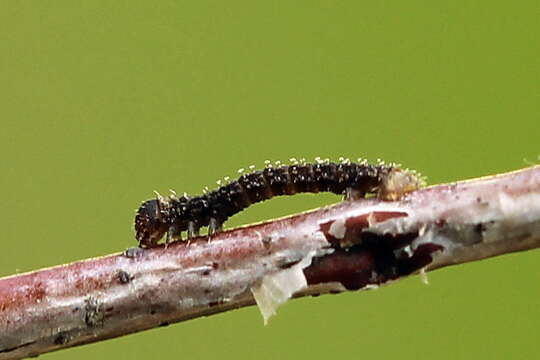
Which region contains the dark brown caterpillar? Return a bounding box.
[134,158,424,248]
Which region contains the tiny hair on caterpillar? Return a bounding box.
[134,158,424,248]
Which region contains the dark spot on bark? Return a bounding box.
[117,270,132,284]
[475,223,487,235]
[124,247,145,258]
[202,270,211,276]
[159,322,170,327]
[84,297,103,327]
[150,309,157,315]
[261,236,272,249]
[54,332,70,345]
[212,262,219,269]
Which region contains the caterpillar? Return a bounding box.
[134,158,424,248]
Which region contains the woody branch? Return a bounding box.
[1,165,539,360]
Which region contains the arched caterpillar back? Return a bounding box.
[134,159,424,248]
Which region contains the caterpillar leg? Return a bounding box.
[187,221,200,239]
[208,218,223,236]
[344,187,365,201]
[166,224,182,244]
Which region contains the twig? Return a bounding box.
[1,165,539,360]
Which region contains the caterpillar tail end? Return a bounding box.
[379,168,425,201]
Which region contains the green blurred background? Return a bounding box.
[1,1,539,359]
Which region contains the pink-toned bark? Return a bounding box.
[1,166,540,360]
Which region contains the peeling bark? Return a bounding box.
[1,165,539,360]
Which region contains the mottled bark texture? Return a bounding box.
[1,165,540,360]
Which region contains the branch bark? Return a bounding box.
[1,166,540,360]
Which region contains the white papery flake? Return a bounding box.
[328,218,346,239]
[251,251,316,324]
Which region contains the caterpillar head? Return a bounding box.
[134,199,170,247]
